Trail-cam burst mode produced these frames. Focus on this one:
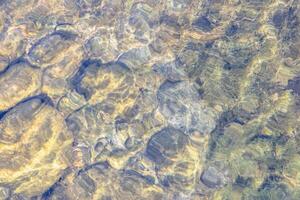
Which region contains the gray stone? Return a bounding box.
[200,167,226,188]
[157,81,217,133]
[118,47,151,70]
[152,61,187,82]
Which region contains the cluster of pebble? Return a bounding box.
[0,0,300,199]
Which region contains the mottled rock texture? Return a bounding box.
[0,0,300,199]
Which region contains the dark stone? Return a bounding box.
[195,77,203,86]
[272,10,286,29]
[287,7,299,30]
[281,7,299,43]
[223,62,233,70]
[192,16,213,32]
[161,176,171,187]
[225,23,238,36]
[0,110,8,120]
[259,175,283,191]
[234,175,252,188]
[287,77,300,95]
[205,41,214,48]
[145,127,187,164]
[41,186,55,199]
[143,175,155,185]
[145,140,165,164]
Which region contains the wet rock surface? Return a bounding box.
[0,0,300,199]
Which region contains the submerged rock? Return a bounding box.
[0,61,42,110]
[1,0,300,199]
[0,96,72,197]
[27,31,77,67]
[200,166,226,188]
[145,127,188,165]
[157,81,217,134]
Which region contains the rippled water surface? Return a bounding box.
[0,0,300,199]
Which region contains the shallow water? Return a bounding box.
[0,0,300,199]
